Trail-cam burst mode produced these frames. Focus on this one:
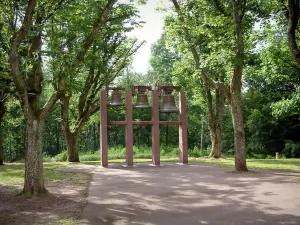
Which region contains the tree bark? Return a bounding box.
[0,101,5,165]
[200,120,204,150]
[231,0,247,171]
[287,0,300,64]
[23,115,46,194]
[65,131,80,162]
[61,96,80,162]
[0,121,4,165]
[207,86,225,158]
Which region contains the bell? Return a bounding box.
[134,94,151,110]
[160,95,179,113]
[109,91,123,107]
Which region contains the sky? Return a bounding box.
[126,0,167,74]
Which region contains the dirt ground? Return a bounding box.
[79,163,300,225]
[0,172,91,225]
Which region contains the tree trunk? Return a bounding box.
[231,0,247,171]
[200,120,204,150]
[23,116,46,194]
[61,96,80,162]
[230,89,247,171]
[206,86,225,158]
[287,0,300,64]
[65,131,80,162]
[0,101,5,165]
[0,122,4,165]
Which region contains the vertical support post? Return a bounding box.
[125,91,133,167]
[100,90,108,167]
[152,90,160,166]
[179,91,188,164]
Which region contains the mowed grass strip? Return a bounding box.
[82,157,300,172]
[0,162,79,185]
[0,158,299,186]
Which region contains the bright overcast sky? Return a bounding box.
[126,0,169,74]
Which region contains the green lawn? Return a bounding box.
[1,158,299,186]
[0,162,70,185]
[82,157,300,172]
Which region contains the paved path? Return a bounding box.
[78,163,300,225]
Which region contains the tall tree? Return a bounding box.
[46,1,142,162]
[8,0,118,194]
[170,0,248,170]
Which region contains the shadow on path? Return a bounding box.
[78,163,300,225]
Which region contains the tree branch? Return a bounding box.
[80,0,118,60]
[171,0,231,101]
[9,0,37,118]
[40,93,58,120]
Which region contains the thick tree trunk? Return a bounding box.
[210,126,223,158]
[65,131,80,162]
[230,89,247,171]
[231,0,247,171]
[206,86,225,158]
[61,96,80,162]
[23,116,46,194]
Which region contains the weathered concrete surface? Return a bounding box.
[78,163,300,225]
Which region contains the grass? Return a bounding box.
[188,157,300,172]
[0,162,82,185]
[1,157,299,187]
[81,157,300,172]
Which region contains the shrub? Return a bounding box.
[42,153,52,162]
[80,154,100,161]
[283,141,300,158]
[54,150,68,162]
[188,147,211,157]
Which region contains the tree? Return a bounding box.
[8,0,119,195]
[45,1,143,162]
[169,0,248,170]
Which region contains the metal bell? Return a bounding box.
[160,95,179,113]
[109,91,123,107]
[134,94,151,110]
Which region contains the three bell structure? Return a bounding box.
[109,90,123,107]
[107,86,179,114]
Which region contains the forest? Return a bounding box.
[0,0,300,195]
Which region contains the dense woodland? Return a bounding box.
[0,0,300,194]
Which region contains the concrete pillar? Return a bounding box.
[126,91,133,167]
[179,91,188,164]
[152,90,160,166]
[100,90,108,167]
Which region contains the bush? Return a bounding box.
[80,154,100,161]
[283,141,300,158]
[188,147,211,157]
[54,150,68,162]
[43,153,52,162]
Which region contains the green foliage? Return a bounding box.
[283,141,300,158]
[272,87,300,118]
[188,147,211,157]
[54,151,68,162]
